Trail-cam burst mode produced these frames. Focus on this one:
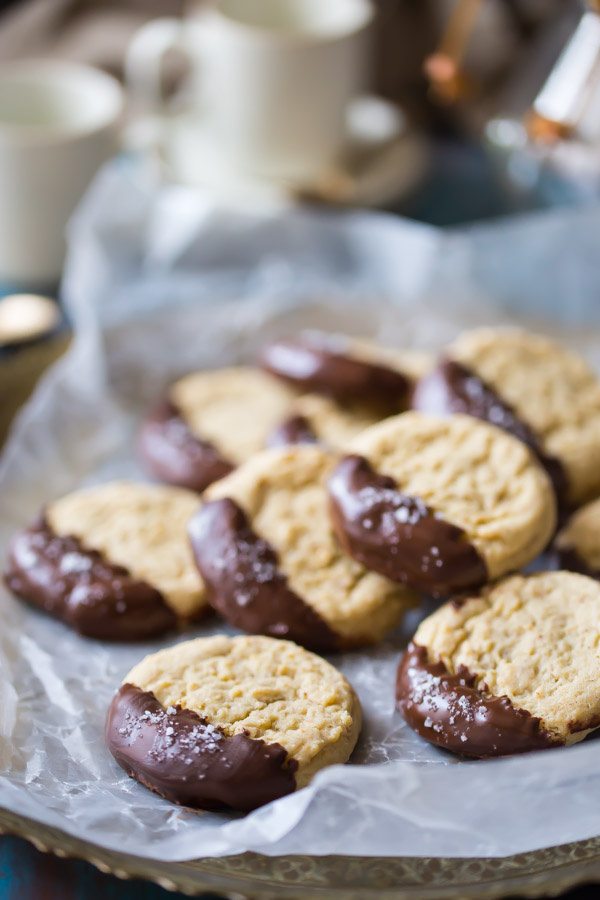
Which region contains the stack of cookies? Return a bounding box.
[6,327,600,813]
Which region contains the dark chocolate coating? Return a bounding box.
[138,400,233,493]
[555,545,600,580]
[106,683,297,811]
[412,358,568,511]
[328,455,487,597]
[260,337,410,410]
[396,643,560,758]
[189,498,339,652]
[4,519,176,640]
[266,414,319,448]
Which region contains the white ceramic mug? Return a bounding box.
[126,0,374,184]
[0,61,123,286]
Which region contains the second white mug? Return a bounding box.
[127,0,375,184]
[0,61,123,286]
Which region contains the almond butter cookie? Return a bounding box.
[329,412,556,596]
[413,327,600,507]
[139,367,297,492]
[396,572,600,757]
[261,331,431,413]
[555,496,600,578]
[4,481,205,639]
[106,634,361,811]
[189,445,416,651]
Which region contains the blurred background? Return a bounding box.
[0,0,599,230]
[1,0,599,347]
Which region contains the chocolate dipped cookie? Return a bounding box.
[106,634,361,811]
[4,481,205,639]
[139,367,297,492]
[396,572,600,757]
[266,393,382,450]
[413,327,600,507]
[189,445,416,651]
[555,496,600,578]
[261,331,431,413]
[328,412,556,596]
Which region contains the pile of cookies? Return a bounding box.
[6,327,600,813]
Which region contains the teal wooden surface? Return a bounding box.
[0,834,223,899]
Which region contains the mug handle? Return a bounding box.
[125,17,186,114]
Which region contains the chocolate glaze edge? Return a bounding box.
[189,497,340,653]
[260,337,411,411]
[396,642,560,758]
[267,414,319,448]
[106,683,297,811]
[328,454,488,598]
[139,399,234,493]
[4,517,177,640]
[412,358,568,515]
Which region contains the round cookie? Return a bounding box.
[189,445,416,651]
[139,367,297,492]
[413,327,600,507]
[4,481,205,639]
[328,412,556,596]
[106,634,361,811]
[396,572,600,757]
[267,393,382,450]
[555,497,600,578]
[260,331,431,412]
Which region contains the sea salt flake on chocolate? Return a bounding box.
[18,546,38,569]
[60,552,93,574]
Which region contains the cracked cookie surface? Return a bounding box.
[344,412,555,584]
[410,571,600,746]
[48,480,204,618]
[202,445,416,646]
[446,328,600,505]
[139,367,298,491]
[123,634,361,787]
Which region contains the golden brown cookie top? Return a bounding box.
[347,412,555,581]
[170,367,297,464]
[201,444,416,646]
[449,328,600,505]
[124,634,361,786]
[413,571,600,744]
[48,480,204,618]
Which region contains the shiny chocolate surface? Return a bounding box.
[328,455,487,597]
[396,643,559,758]
[189,498,339,652]
[260,337,410,410]
[4,518,176,640]
[106,683,297,811]
[139,401,233,493]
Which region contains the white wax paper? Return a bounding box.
[2,161,600,862]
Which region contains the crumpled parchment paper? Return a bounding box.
[2,161,600,862]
